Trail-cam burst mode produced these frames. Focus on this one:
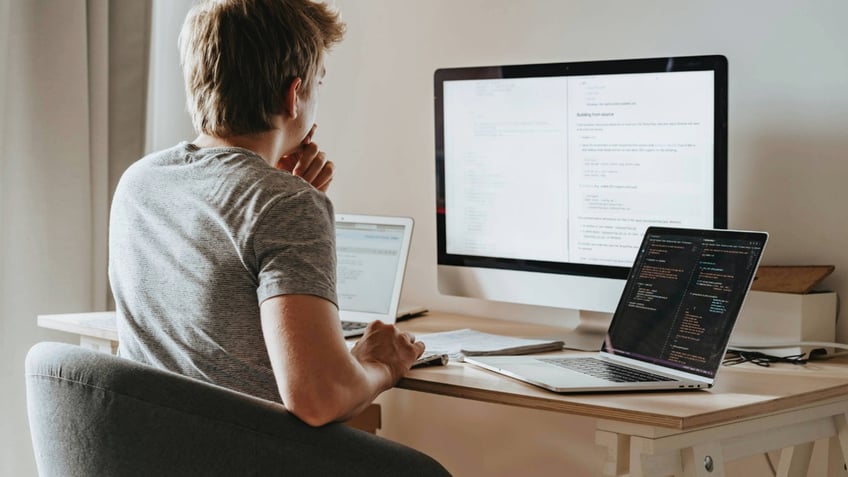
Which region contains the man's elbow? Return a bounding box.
[283,391,346,427]
[288,404,337,427]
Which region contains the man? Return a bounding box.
[109,0,426,429]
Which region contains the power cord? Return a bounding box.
[723,349,807,367]
[727,340,848,360]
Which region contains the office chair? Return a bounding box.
[25,342,450,476]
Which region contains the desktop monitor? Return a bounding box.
[434,55,728,334]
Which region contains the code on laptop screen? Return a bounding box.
[604,229,766,377]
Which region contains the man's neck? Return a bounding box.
[192,130,287,167]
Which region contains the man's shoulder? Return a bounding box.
[118,142,330,211]
[121,143,190,176]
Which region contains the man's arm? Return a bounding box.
[260,294,424,426]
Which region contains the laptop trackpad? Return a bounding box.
[485,359,610,388]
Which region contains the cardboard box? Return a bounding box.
[731,290,837,357]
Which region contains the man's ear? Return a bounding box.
[285,77,303,119]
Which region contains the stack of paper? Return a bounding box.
[417,329,564,359]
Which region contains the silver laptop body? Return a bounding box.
[466,227,768,393]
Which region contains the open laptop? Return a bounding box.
[335,214,425,338]
[465,227,768,393]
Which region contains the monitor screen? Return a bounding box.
[434,55,728,314]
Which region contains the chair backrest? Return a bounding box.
[25,342,450,477]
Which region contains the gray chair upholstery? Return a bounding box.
[25,342,451,477]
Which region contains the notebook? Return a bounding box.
[335,214,424,338]
[465,227,768,393]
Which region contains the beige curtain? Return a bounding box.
[0,1,151,474]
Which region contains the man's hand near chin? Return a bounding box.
[277,124,334,192]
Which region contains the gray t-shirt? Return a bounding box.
[109,142,337,403]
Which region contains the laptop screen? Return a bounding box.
[336,220,408,314]
[604,227,767,378]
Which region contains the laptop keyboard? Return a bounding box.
[540,357,674,383]
[341,321,367,332]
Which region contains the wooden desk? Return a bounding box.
[39,311,848,477]
[38,311,118,354]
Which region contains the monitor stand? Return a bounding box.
[557,310,612,351]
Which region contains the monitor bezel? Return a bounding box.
[434,54,728,281]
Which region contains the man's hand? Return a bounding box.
[350,321,426,385]
[277,124,334,192]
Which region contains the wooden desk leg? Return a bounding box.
[623,436,728,477]
[599,403,848,477]
[343,403,381,435]
[628,436,684,477]
[79,336,118,355]
[596,430,630,476]
[776,442,813,477]
[833,413,848,476]
[681,442,724,477]
[829,433,848,476]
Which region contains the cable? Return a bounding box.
[723,349,807,367]
[728,340,848,351]
[728,341,848,361]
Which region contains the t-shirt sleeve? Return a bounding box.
[252,188,338,307]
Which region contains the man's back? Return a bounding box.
[106,0,434,431]
[109,142,337,402]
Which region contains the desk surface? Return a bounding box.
[38,311,118,341]
[397,313,848,432]
[38,310,848,433]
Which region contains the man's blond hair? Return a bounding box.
[179,0,345,137]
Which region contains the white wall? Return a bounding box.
[143,1,848,475]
